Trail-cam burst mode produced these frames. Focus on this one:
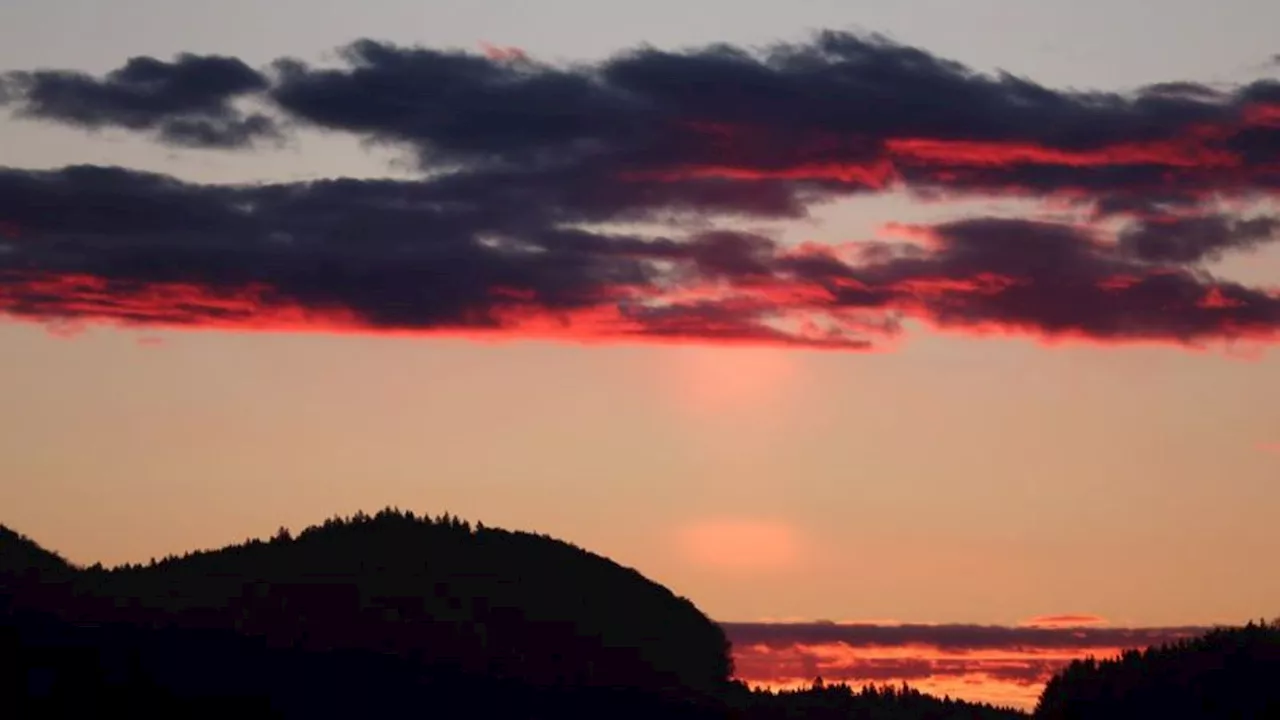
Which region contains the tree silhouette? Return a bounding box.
[1035,620,1280,719]
[728,678,1026,720]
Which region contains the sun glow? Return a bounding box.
[658,345,798,416]
[676,518,803,574]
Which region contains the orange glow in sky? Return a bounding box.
[660,346,798,416]
[676,518,804,574]
[728,631,1202,710]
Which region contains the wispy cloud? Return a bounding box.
[721,621,1211,709]
[1,54,279,148]
[478,42,529,63]
[1018,614,1109,628]
[1,32,1278,352]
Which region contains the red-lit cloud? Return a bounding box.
[0,177,1278,351]
[2,33,1279,351]
[478,42,528,63]
[721,621,1211,710]
[1019,614,1109,628]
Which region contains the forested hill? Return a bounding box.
[1,509,733,718]
[1034,621,1280,719]
[0,524,74,578]
[2,509,731,695]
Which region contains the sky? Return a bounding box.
[2,0,1279,709]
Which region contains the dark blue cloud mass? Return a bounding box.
[1,32,1278,350]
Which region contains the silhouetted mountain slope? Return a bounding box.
[0,525,72,580]
[1034,621,1280,719]
[0,525,77,616]
[1,509,731,718]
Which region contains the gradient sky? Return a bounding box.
[2,0,1279,708]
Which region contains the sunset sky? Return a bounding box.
[2,0,1279,709]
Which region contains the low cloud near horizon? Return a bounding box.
[1,32,1278,353]
[720,620,1214,709]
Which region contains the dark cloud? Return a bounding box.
[1117,214,1280,264]
[721,621,1209,652]
[2,166,1280,349]
[2,32,1279,351]
[5,32,1277,201]
[599,32,1213,148]
[268,40,648,171]
[272,33,1278,206]
[254,33,1280,209]
[2,54,279,148]
[858,217,1280,344]
[0,166,872,348]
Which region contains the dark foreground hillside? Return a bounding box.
[1,509,731,718]
[9,508,1232,719]
[1034,621,1280,720]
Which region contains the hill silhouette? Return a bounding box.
[0,525,77,616]
[2,508,731,718]
[1034,621,1280,719]
[0,525,73,579]
[13,508,1272,719]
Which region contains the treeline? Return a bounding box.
[1035,620,1280,719]
[729,680,1026,720]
